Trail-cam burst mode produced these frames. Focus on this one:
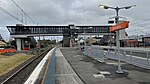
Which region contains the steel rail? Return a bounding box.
[1,49,49,84]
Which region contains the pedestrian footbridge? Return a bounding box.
[7,24,115,50]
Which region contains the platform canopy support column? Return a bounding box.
[16,38,22,51]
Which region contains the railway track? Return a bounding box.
[0,48,51,84]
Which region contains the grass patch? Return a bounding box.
[0,53,32,76]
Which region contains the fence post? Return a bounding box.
[101,50,105,62]
[86,47,89,56]
[89,46,91,57]
[146,52,149,69]
[130,50,132,64]
[107,48,110,58]
[115,49,117,59]
[96,47,99,59]
[91,47,94,58]
[123,50,126,62]
[94,47,97,59]
[79,42,81,51]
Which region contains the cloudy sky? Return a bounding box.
[0,0,150,41]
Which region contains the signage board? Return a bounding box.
[109,21,129,32]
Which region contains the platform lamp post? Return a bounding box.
[37,23,41,48]
[84,27,92,54]
[98,4,136,73]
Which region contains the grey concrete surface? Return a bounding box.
[55,48,84,84]
[60,47,150,84]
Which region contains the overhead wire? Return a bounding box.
[0,7,24,23]
[127,18,150,34]
[11,0,37,25]
[128,19,150,33]
[130,18,150,26]
[127,26,150,33]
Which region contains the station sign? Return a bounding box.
[109,21,129,32]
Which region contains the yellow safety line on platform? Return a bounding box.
[41,53,52,84]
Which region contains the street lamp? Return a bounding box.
[98,4,136,73]
[83,27,92,54]
[37,23,41,48]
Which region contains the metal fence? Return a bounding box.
[82,46,150,69]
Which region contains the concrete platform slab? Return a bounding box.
[60,47,150,84]
[55,48,84,84]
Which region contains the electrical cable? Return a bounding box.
[130,18,150,26]
[127,26,150,33]
[12,0,37,25]
[0,7,24,23]
[127,19,150,34]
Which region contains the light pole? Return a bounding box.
[98,4,136,73]
[84,27,92,54]
[37,23,41,48]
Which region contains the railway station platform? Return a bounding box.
[42,48,84,84]
[44,48,150,84]
[59,47,150,84]
[25,47,150,84]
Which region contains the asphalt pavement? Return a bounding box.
[60,47,150,84]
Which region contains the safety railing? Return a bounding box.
[81,46,150,69]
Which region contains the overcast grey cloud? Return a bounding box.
[0,0,150,41]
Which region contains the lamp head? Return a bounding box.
[124,5,136,9]
[98,4,109,9]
